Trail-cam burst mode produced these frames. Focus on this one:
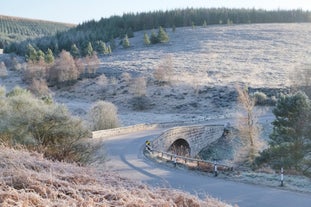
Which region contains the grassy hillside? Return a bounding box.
[4,8,311,56]
[0,146,231,206]
[0,15,74,47]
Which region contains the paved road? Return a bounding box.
[103,128,311,207]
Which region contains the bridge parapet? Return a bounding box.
[152,125,224,157]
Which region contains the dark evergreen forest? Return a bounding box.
[4,8,311,57]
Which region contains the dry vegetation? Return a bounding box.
[0,146,231,207]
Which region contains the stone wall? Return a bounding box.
[152,125,224,157]
[92,123,158,139]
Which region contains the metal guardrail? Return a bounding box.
[146,147,233,175]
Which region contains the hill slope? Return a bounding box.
[4,8,311,55]
[0,15,74,47]
[0,146,231,206]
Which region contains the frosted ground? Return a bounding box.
[53,23,311,125]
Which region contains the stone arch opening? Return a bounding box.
[168,139,191,156]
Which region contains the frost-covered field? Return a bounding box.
[53,23,311,125]
[101,23,311,87]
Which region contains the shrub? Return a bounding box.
[130,95,153,111]
[88,101,119,131]
[96,74,108,87]
[10,56,23,71]
[121,72,132,84]
[0,86,89,162]
[253,91,268,105]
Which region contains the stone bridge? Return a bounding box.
[151,125,224,157]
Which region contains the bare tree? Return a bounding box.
[236,85,263,165]
[28,79,50,97]
[0,61,8,78]
[84,53,100,77]
[23,61,47,84]
[75,58,85,75]
[130,76,147,97]
[48,50,79,86]
[153,55,174,85]
[129,76,153,110]
[109,77,118,95]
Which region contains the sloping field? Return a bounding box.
[0,146,231,206]
[52,23,311,125]
[101,23,311,88]
[0,15,73,43]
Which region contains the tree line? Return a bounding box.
[4,8,311,57]
[0,15,73,48]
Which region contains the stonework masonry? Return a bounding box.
[152,125,224,157]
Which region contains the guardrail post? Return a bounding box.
[174,154,177,167]
[214,161,218,177]
[280,167,284,187]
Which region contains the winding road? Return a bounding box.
[102,125,311,207]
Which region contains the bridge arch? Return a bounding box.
[168,138,190,156]
[152,125,224,157]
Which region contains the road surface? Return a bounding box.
[102,127,311,207]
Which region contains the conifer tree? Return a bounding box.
[126,27,134,38]
[122,34,130,48]
[150,30,158,44]
[259,92,311,171]
[25,44,37,63]
[191,21,196,29]
[157,26,169,43]
[70,44,80,58]
[83,42,94,57]
[103,43,109,55]
[45,48,54,64]
[143,33,150,45]
[107,45,112,54]
[36,50,45,62]
[109,37,116,51]
[95,40,108,55]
